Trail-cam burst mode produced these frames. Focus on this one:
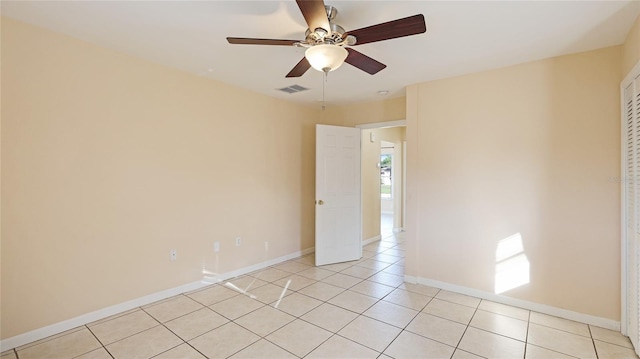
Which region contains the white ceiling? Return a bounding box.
[2,1,639,106]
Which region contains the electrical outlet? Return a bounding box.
[214,241,220,253]
[235,237,241,246]
[265,241,269,250]
[170,249,177,261]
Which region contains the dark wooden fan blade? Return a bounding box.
[227,37,299,46]
[345,48,386,75]
[296,0,330,32]
[286,57,311,78]
[345,14,426,46]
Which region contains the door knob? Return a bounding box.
[318,200,324,205]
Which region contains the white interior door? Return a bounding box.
[315,124,362,266]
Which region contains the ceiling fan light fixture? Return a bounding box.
[305,44,348,73]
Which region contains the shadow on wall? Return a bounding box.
[495,233,530,294]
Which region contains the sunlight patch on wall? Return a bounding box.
[495,233,530,294]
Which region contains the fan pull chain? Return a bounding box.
[322,71,327,111]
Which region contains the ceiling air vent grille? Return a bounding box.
[277,85,308,94]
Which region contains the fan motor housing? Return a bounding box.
[305,23,345,44]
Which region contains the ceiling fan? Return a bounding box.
[226,0,427,78]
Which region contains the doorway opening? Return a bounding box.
[356,120,406,243]
[380,141,394,237]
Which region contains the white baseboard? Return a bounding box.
[362,235,381,246]
[392,227,404,233]
[405,275,620,331]
[0,246,315,351]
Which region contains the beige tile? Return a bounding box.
[525,344,577,359]
[301,303,359,332]
[529,312,590,337]
[363,241,395,252]
[406,312,467,347]
[328,290,378,313]
[458,327,525,359]
[318,261,356,272]
[189,322,260,358]
[364,242,393,252]
[165,307,229,341]
[272,292,322,317]
[381,248,405,257]
[350,280,396,299]
[229,339,298,358]
[373,253,403,264]
[594,340,639,359]
[435,290,481,308]
[590,325,634,348]
[187,284,238,306]
[307,335,379,359]
[74,347,112,359]
[384,330,455,358]
[368,272,404,287]
[527,323,596,358]
[362,249,378,258]
[0,351,16,359]
[383,288,432,311]
[225,276,268,292]
[341,266,378,279]
[273,274,316,291]
[247,282,292,304]
[398,282,440,297]
[209,293,264,320]
[322,273,363,289]
[249,268,291,282]
[144,295,204,323]
[356,259,391,271]
[266,319,332,357]
[106,326,182,359]
[294,254,315,265]
[381,264,404,276]
[338,316,402,352]
[423,298,476,324]
[298,282,344,301]
[16,327,89,352]
[235,305,295,336]
[273,260,313,274]
[452,349,484,359]
[364,300,418,328]
[85,308,140,328]
[154,343,207,359]
[298,267,335,280]
[470,310,528,341]
[478,300,530,321]
[89,309,158,345]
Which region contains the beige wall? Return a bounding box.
[406,46,622,320]
[1,18,317,338]
[318,96,405,127]
[623,15,640,76]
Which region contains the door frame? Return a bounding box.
[356,120,407,239]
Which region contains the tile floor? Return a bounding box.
[2,232,638,359]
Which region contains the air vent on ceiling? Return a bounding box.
[277,85,308,94]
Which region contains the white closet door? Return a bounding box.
[623,67,640,355]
